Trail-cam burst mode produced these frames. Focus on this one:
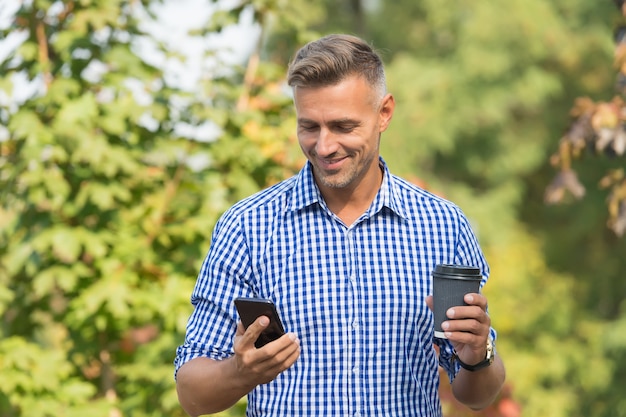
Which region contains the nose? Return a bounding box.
[315,127,339,157]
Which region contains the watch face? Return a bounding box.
[486,338,494,361]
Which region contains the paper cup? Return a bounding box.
[432,264,482,338]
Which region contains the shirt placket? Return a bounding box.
[346,226,363,417]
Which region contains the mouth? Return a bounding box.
[316,155,348,171]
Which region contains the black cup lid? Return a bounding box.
[433,264,481,278]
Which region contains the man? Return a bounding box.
[175,34,505,417]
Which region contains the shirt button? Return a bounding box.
[352,320,359,330]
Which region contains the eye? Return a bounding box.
[332,123,360,133]
[299,124,319,132]
[335,125,356,133]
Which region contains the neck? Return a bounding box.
[319,165,383,226]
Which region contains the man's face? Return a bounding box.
[293,75,394,192]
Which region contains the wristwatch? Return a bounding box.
[453,337,495,372]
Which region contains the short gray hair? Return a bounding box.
[287,34,387,99]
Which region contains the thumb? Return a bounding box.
[240,315,269,348]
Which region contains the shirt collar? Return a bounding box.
[288,157,409,221]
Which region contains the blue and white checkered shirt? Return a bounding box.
[175,157,494,417]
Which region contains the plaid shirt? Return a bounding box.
[175,158,494,417]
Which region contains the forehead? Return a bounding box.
[293,76,376,120]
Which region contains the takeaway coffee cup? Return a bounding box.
[432,264,482,338]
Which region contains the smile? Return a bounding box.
[317,156,348,170]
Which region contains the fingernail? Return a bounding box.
[447,308,455,318]
[259,317,269,326]
[466,294,474,303]
[442,321,449,330]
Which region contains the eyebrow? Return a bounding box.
[297,118,361,127]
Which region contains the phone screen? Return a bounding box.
[234,297,286,348]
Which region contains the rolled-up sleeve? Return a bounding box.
[174,210,256,378]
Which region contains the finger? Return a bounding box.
[257,333,300,361]
[240,315,270,348]
[282,338,301,368]
[236,321,246,336]
[444,325,484,344]
[249,339,301,385]
[263,333,301,364]
[252,333,301,374]
[425,295,434,312]
[444,300,490,333]
[463,293,487,310]
[442,315,489,337]
[446,305,489,322]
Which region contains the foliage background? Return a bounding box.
[1,1,625,417]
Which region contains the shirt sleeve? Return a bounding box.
[435,207,496,382]
[173,210,258,378]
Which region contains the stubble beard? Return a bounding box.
[312,152,377,190]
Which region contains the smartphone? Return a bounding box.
[234,297,286,348]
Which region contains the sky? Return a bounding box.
[0,2,25,62]
[139,0,259,90]
[0,0,259,94]
[0,0,259,142]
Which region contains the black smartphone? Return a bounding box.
[234,297,286,348]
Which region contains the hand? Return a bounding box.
[426,294,491,366]
[233,316,301,386]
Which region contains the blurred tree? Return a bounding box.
[173,0,626,416]
[3,0,626,417]
[374,2,626,416]
[367,1,626,416]
[0,0,302,416]
[545,1,626,237]
[270,1,625,417]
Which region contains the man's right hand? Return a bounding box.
[176,317,300,417]
[233,316,301,386]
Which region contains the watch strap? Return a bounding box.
[453,338,495,372]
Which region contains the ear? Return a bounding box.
[378,93,395,133]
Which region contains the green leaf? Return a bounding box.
[53,92,98,130]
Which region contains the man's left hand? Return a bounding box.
[426,293,491,366]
